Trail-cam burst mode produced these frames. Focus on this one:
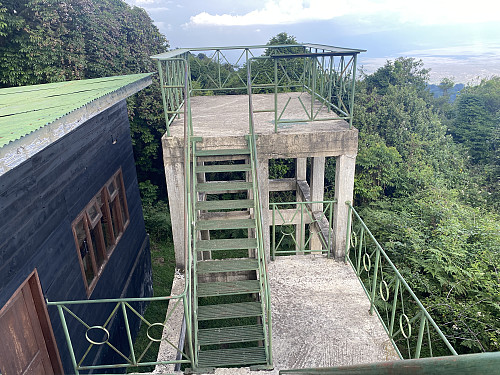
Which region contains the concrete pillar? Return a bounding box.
[333,154,356,259]
[164,161,186,269]
[295,158,307,253]
[257,157,270,262]
[310,157,325,251]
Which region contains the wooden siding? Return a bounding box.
[0,101,152,373]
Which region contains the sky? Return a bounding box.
[124,0,500,83]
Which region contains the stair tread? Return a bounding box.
[198,280,261,297]
[198,302,263,321]
[196,149,251,157]
[197,181,253,192]
[197,259,259,273]
[197,238,258,251]
[197,164,251,173]
[196,218,255,231]
[196,199,254,211]
[198,324,264,346]
[197,347,267,367]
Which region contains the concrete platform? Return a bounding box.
[163,93,358,161]
[169,93,349,138]
[155,255,398,374]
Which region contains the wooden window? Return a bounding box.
[72,169,129,296]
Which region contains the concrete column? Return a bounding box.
[164,161,186,269]
[310,157,325,251]
[333,154,356,259]
[296,158,307,253]
[257,157,270,262]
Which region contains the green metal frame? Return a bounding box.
[344,202,458,359]
[270,200,335,258]
[152,44,364,136]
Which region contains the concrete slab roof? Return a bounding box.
[0,73,152,176]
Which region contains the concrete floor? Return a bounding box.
[169,93,350,139]
[155,255,398,374]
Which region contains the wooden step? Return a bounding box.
[196,149,251,157]
[196,181,252,193]
[197,347,267,368]
[197,238,257,251]
[197,259,259,273]
[196,218,255,231]
[198,324,264,346]
[198,302,263,321]
[198,280,261,297]
[196,164,251,173]
[196,199,254,211]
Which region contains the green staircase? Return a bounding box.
[192,144,272,371]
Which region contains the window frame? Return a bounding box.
[72,168,130,297]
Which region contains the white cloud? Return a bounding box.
[187,0,500,27]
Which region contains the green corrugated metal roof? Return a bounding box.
[0,73,152,148]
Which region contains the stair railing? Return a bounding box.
[247,61,273,367]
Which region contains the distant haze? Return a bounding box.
[124,0,500,84]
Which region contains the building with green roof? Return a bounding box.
[0,73,153,373]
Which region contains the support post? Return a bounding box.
[164,160,186,268]
[310,156,325,251]
[333,154,356,259]
[296,158,307,253]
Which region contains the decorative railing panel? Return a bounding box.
[345,203,458,359]
[270,200,335,258]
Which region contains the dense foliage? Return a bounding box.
[0,0,169,196]
[353,59,499,353]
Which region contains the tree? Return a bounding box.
[0,0,169,200]
[363,57,430,98]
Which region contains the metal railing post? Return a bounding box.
[344,202,352,263]
[349,54,358,129]
[57,305,80,375]
[389,278,400,337]
[121,302,137,365]
[415,312,427,359]
[370,247,381,315]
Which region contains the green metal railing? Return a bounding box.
[344,202,458,359]
[152,44,364,136]
[279,352,500,374]
[46,296,192,373]
[248,65,273,366]
[270,200,335,259]
[47,61,195,374]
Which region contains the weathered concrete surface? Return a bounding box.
[155,255,398,374]
[267,255,398,370]
[162,93,358,161]
[154,270,186,374]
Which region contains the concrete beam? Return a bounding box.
[269,178,296,192]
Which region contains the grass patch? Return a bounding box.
[127,204,176,373]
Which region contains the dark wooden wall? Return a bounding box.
[0,100,152,373]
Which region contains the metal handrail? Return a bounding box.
[345,202,458,359]
[247,65,273,367]
[279,352,500,375]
